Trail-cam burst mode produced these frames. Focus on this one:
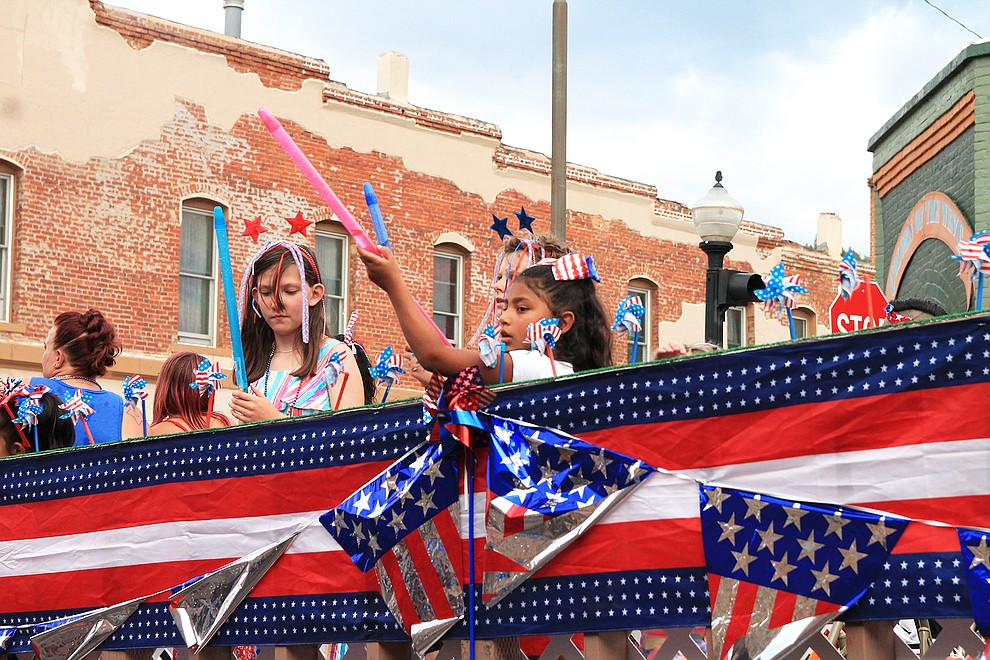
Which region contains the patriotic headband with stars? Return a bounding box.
[369,347,406,385]
[238,241,322,344]
[537,253,600,282]
[189,358,226,395]
[611,295,645,336]
[838,251,859,300]
[527,317,561,355]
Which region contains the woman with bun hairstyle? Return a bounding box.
[149,352,232,435]
[31,309,142,444]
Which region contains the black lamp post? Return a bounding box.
[690,172,763,346]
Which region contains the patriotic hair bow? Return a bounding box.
[369,347,406,384]
[189,358,226,394]
[952,231,990,281]
[478,324,502,368]
[59,389,95,423]
[838,251,859,300]
[755,263,808,317]
[884,303,912,324]
[611,295,645,335]
[548,253,600,282]
[122,374,148,409]
[527,317,561,354]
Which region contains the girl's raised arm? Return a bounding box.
[357,246,507,382]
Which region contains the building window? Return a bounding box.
[791,307,816,339]
[725,307,746,349]
[626,284,652,363]
[0,173,12,322]
[315,228,347,335]
[178,203,218,345]
[433,250,462,347]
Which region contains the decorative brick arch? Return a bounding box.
[885,192,973,305]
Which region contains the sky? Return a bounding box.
[110,0,990,256]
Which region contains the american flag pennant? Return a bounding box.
[838,252,859,301]
[31,594,147,660]
[700,484,908,660]
[320,440,463,657]
[755,264,808,317]
[611,295,645,335]
[480,413,654,606]
[953,231,990,281]
[958,527,990,636]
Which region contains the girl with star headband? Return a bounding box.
[358,246,612,383]
[230,242,364,420]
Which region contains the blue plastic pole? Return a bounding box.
[213,207,249,391]
[787,307,796,340]
[363,183,391,249]
[978,273,985,311]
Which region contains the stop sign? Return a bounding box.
[829,280,890,333]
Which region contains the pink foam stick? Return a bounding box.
[258,107,379,254]
[258,107,451,347]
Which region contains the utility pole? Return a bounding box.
[551,0,567,243]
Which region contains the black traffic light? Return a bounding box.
[717,269,765,313]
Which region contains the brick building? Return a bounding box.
[868,41,990,312]
[0,0,854,403]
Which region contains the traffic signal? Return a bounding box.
[717,269,765,312]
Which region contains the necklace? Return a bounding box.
[51,374,102,390]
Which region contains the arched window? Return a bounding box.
[315,221,349,334]
[178,198,223,346]
[791,306,817,338]
[433,234,473,348]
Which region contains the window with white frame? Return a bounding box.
[725,307,746,349]
[791,308,815,339]
[315,228,347,335]
[178,203,218,345]
[433,250,463,347]
[626,284,652,363]
[0,173,12,322]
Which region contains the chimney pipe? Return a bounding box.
[223,0,244,38]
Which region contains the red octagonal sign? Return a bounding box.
[829,280,890,333]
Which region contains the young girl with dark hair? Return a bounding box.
[0,387,75,457]
[358,246,612,383]
[229,242,364,421]
[32,309,142,444]
[148,352,232,435]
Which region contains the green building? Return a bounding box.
[868,41,990,312]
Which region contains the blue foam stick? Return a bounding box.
[213,206,249,391]
[630,330,640,364]
[979,272,985,311]
[498,342,506,385]
[363,182,391,249]
[786,307,796,341]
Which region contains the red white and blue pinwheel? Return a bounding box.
[838,251,859,301]
[478,324,502,369]
[342,310,361,352]
[323,351,346,389]
[953,231,990,310]
[371,347,405,403]
[59,389,97,444]
[122,374,148,409]
[189,358,226,395]
[527,317,561,355]
[755,263,808,339]
[611,295,645,336]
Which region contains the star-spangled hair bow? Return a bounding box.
[478,323,502,368]
[755,263,808,317]
[547,253,600,282]
[952,231,990,281]
[189,358,226,394]
[838,251,859,300]
[884,303,912,325]
[527,317,561,354]
[369,347,405,384]
[122,374,148,409]
[611,295,645,335]
[59,389,95,423]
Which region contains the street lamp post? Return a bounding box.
[690,171,761,346]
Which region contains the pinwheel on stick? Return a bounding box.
[370,347,406,404]
[611,295,646,363]
[755,263,808,340]
[953,231,990,310]
[189,358,226,418]
[527,317,562,376]
[59,389,96,445]
[123,374,149,436]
